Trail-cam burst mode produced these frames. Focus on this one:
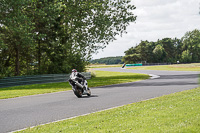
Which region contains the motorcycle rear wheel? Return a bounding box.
[74,86,83,98]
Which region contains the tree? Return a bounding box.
[0,0,34,76]
[157,38,177,62]
[0,0,137,77]
[123,41,156,63]
[122,54,140,63]
[181,50,192,63]
[136,41,149,61]
[123,37,184,64]
[173,38,183,62]
[42,0,137,73]
[90,56,123,65]
[182,29,200,62]
[153,45,165,62]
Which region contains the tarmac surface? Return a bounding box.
[0,67,199,133]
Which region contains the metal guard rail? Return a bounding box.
[0,72,91,88]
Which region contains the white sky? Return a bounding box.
[92,0,200,59]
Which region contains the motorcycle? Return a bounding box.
[69,77,91,98]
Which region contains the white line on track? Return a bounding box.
[149,74,160,79]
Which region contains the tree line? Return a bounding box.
[90,56,123,65]
[0,0,136,78]
[122,29,200,64]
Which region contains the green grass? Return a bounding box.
[17,87,200,133]
[0,71,149,99]
[128,63,200,71]
[0,82,71,99]
[88,71,149,87]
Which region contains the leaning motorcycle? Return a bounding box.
[69,77,91,98]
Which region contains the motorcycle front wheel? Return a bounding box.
[87,88,91,96]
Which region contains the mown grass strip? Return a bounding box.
[0,71,149,99]
[88,71,149,87]
[128,63,200,71]
[17,87,200,133]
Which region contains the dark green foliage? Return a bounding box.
[90,56,123,65]
[0,0,136,78]
[123,29,200,64]
[182,29,200,62]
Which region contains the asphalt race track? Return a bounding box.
[0,68,199,133]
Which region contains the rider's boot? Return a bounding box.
[83,86,87,93]
[82,80,87,93]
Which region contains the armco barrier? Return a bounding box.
[0,72,91,88]
[126,64,142,66]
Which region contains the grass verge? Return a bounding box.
[128,63,200,71]
[17,87,200,133]
[0,71,149,99]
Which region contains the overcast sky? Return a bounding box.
[92,0,200,59]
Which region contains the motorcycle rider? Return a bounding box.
[69,69,87,91]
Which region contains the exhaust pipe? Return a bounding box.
[75,82,84,89]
